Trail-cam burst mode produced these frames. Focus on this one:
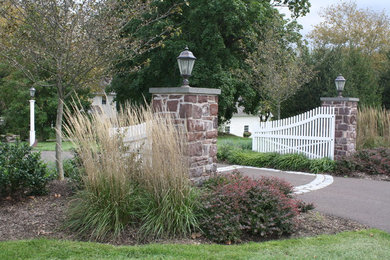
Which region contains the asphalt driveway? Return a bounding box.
[298,176,390,233]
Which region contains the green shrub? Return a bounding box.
[226,149,249,165]
[218,143,337,174]
[217,143,234,161]
[241,152,278,168]
[0,142,49,198]
[309,158,336,173]
[273,153,310,171]
[243,131,251,138]
[199,173,299,243]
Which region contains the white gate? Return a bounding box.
[252,107,335,159]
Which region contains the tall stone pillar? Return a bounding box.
[149,87,221,182]
[321,97,359,159]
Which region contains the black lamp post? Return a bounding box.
[177,46,196,87]
[335,74,346,97]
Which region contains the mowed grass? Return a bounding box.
[217,133,252,150]
[1,229,389,259]
[33,141,75,151]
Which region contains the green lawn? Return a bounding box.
[33,141,75,151]
[1,229,389,259]
[217,133,252,150]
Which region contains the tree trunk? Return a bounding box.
[277,102,281,120]
[55,98,64,180]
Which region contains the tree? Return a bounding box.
[281,47,382,118]
[111,0,311,122]
[0,0,177,179]
[380,51,390,109]
[309,1,390,54]
[244,16,313,119]
[0,64,93,140]
[279,0,388,118]
[308,0,390,71]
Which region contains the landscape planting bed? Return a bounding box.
[0,179,367,245]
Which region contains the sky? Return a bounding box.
[279,0,390,37]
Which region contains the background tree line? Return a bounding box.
[1,0,390,176]
[282,1,390,117]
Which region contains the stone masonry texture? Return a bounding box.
[152,93,219,183]
[321,99,359,160]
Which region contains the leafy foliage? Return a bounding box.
[198,172,299,243]
[309,158,336,174]
[273,153,310,171]
[0,64,91,140]
[0,142,49,198]
[308,1,390,55]
[217,142,335,173]
[111,0,310,122]
[0,0,173,179]
[243,131,252,138]
[243,17,313,119]
[335,148,390,177]
[282,47,382,118]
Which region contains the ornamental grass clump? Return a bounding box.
[357,106,390,149]
[64,104,198,241]
[63,104,143,240]
[138,113,199,239]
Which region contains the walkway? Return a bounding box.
[218,165,390,233]
[38,151,74,164]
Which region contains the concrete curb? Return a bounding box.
[217,165,334,195]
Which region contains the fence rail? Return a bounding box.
[252,107,335,159]
[109,122,149,156]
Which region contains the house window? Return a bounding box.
[225,126,230,134]
[244,125,249,132]
[102,96,107,105]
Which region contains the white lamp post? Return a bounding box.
[335,74,346,97]
[177,46,196,87]
[29,87,36,146]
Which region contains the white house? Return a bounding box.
[90,92,117,118]
[221,104,273,137]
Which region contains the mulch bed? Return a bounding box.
[333,171,390,182]
[0,180,368,245]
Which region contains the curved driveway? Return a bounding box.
[298,176,390,233]
[218,165,390,233]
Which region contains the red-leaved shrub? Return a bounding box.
[336,148,390,176]
[199,172,299,243]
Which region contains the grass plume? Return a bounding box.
[63,103,198,241]
[357,106,390,150]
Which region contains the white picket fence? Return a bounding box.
[109,122,149,156]
[252,107,336,159]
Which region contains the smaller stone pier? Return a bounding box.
[149,87,221,182]
[321,97,359,159]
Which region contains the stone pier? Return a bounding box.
[149,87,221,182]
[321,97,359,159]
